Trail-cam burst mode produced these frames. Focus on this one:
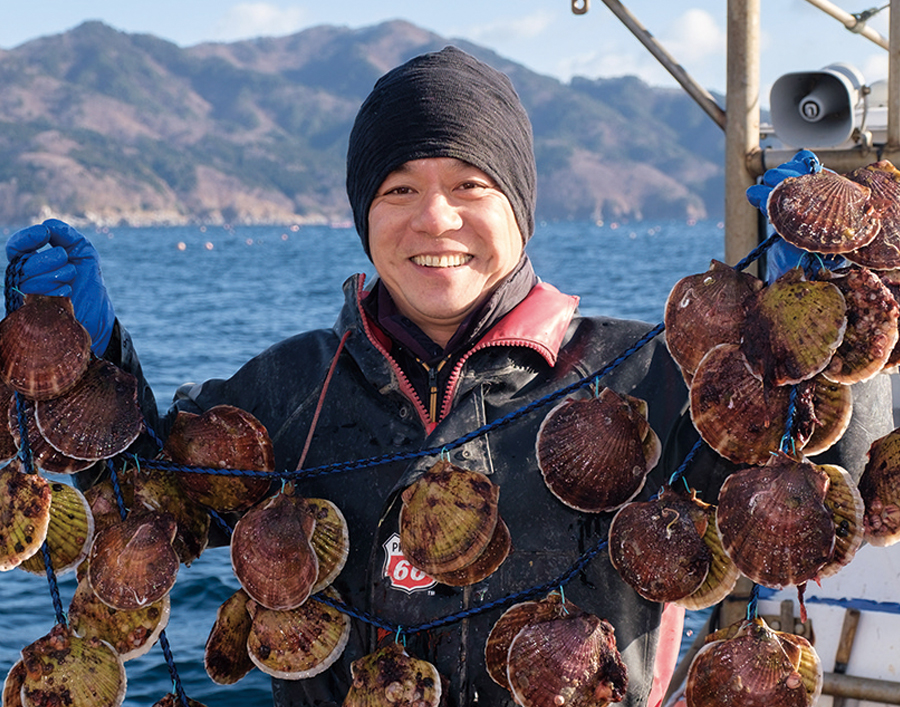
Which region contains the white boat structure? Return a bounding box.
[573,1,900,705]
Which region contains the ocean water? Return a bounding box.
[0,219,725,705]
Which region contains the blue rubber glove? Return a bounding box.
[6,219,115,356]
[746,149,822,218]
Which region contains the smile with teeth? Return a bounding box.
[411,253,473,268]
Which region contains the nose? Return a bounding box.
[409,189,463,236]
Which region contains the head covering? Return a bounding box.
[346,46,537,256]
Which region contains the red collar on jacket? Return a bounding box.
[356,275,579,366]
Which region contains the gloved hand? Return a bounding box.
[6,219,115,356]
[746,148,822,218]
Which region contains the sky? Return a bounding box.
[0,1,893,107]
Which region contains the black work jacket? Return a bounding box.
[105,272,892,707]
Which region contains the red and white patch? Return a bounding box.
[382,533,436,594]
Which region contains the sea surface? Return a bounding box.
[0,219,726,705]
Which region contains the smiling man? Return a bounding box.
[7,47,700,707]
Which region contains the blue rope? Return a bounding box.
[39,542,66,626]
[158,632,190,707]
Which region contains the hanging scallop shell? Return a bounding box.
[858,428,900,546]
[676,499,740,611]
[609,487,711,603]
[34,359,144,461]
[68,576,170,661]
[740,267,847,387]
[306,498,350,593]
[664,259,764,377]
[485,591,567,691]
[3,659,25,707]
[506,607,628,707]
[133,469,210,567]
[821,266,899,384]
[429,517,511,587]
[204,588,255,685]
[0,462,52,571]
[20,623,126,707]
[399,460,500,576]
[88,510,180,610]
[876,268,900,369]
[19,481,94,576]
[690,344,801,465]
[245,586,350,680]
[344,642,443,707]
[845,160,900,270]
[802,376,853,457]
[818,463,864,578]
[83,468,134,535]
[8,394,95,474]
[0,294,92,400]
[0,381,18,465]
[163,405,275,513]
[716,454,836,589]
[767,170,882,254]
[537,388,660,513]
[686,617,821,707]
[231,490,319,610]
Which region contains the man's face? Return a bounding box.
[367,157,524,347]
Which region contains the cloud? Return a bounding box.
[661,9,725,63]
[212,2,310,41]
[462,10,556,45]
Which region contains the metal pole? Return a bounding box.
[889,0,900,148]
[725,0,760,271]
[801,0,890,49]
[597,0,726,130]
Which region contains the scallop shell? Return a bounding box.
[686,617,819,707]
[876,267,900,369]
[485,591,567,691]
[0,462,52,571]
[344,642,443,707]
[537,388,659,513]
[664,259,764,376]
[230,490,319,610]
[609,487,711,603]
[858,428,900,546]
[88,510,180,610]
[204,588,254,685]
[430,516,511,587]
[134,469,210,567]
[306,498,350,594]
[34,359,143,461]
[845,160,900,269]
[768,170,882,254]
[0,294,92,401]
[0,382,18,465]
[822,266,899,384]
[740,267,847,387]
[716,454,836,589]
[689,343,797,465]
[802,376,853,457]
[164,405,275,513]
[399,460,500,575]
[3,660,25,707]
[507,608,628,707]
[68,576,170,661]
[20,481,94,576]
[676,500,740,611]
[20,623,126,707]
[8,394,95,474]
[245,586,350,680]
[818,464,864,578]
[83,469,134,534]
[779,630,825,705]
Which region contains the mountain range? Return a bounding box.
[0,20,726,228]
